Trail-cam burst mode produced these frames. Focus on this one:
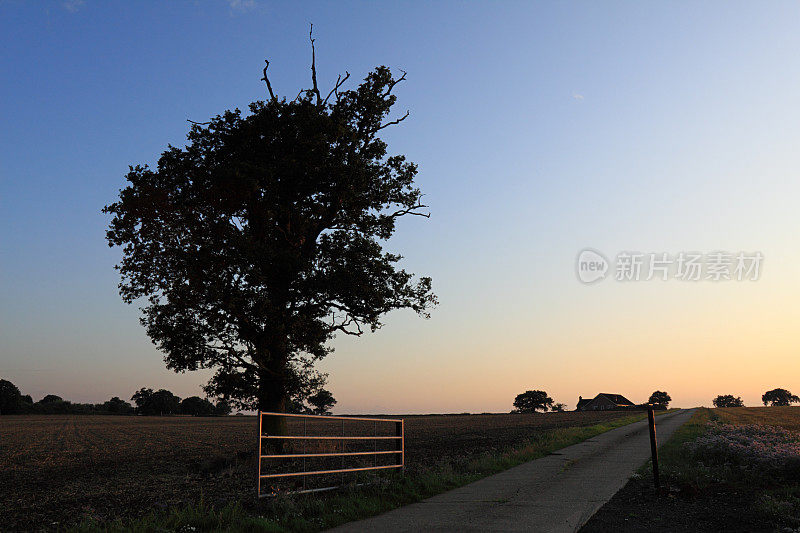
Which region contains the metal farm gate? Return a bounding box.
[258,411,404,496]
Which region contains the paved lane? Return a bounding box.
[328,409,694,533]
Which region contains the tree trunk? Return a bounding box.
[258,347,289,453]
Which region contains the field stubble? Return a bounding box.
[2,410,632,529]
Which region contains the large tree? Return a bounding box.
[0,379,22,415]
[180,396,216,416]
[712,394,744,408]
[512,390,554,413]
[648,391,671,409]
[104,32,436,421]
[307,389,337,415]
[131,387,182,415]
[762,388,800,407]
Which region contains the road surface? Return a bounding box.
[329,409,694,533]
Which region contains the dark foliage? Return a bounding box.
[180,396,216,416]
[762,388,800,407]
[0,379,23,415]
[648,390,671,408]
[103,32,436,413]
[512,390,554,413]
[102,396,134,414]
[39,394,63,404]
[307,388,337,415]
[131,388,181,415]
[712,394,745,408]
[213,398,232,416]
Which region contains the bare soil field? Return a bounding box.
[1,411,631,530]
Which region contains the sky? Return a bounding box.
[2,1,800,413]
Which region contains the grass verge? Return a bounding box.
[588,407,800,531]
[635,407,711,481]
[73,410,673,532]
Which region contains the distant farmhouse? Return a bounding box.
[576,393,637,411]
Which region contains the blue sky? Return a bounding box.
[3,1,800,412]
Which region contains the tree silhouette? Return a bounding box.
[762,388,800,407]
[551,402,566,412]
[648,391,671,409]
[180,396,216,416]
[104,29,435,428]
[39,394,63,404]
[513,390,554,413]
[0,379,22,415]
[131,388,181,415]
[131,388,154,412]
[214,398,232,416]
[307,389,337,415]
[712,394,744,408]
[103,396,134,414]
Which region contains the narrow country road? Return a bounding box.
[328,409,695,533]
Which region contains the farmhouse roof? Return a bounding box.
[576,398,592,409]
[596,393,635,406]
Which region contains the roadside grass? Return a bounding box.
[635,407,712,485]
[73,410,673,532]
[633,407,800,528]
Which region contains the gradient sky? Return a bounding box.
[2,1,800,413]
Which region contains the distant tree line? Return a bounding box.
[0,378,231,416]
[510,389,673,414]
[129,388,232,416]
[710,388,800,408]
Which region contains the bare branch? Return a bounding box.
[205,343,259,372]
[383,69,407,97]
[330,313,364,336]
[261,59,278,102]
[323,71,350,105]
[187,119,211,126]
[309,23,322,105]
[375,110,410,131]
[389,202,430,219]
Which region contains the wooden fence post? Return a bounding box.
[396,420,404,472]
[647,405,660,490]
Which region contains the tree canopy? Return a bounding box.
[762,388,800,407]
[40,394,63,404]
[0,379,22,415]
[131,388,182,415]
[180,396,216,416]
[103,396,134,414]
[307,389,337,415]
[103,31,435,414]
[648,391,671,408]
[712,394,744,408]
[512,390,554,413]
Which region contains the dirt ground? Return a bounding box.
[1,410,630,530]
[580,477,772,533]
